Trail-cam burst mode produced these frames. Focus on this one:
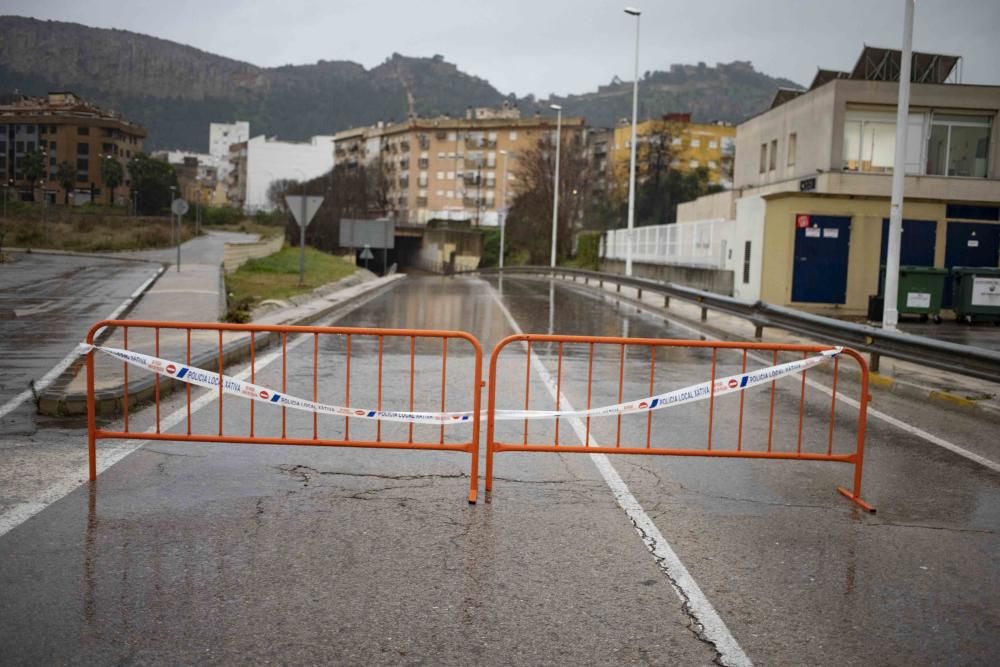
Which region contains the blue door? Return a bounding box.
[880,219,937,266]
[792,215,852,304]
[943,222,1000,307]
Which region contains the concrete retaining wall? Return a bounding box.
[223,235,285,272]
[600,258,735,296]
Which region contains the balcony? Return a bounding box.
[465,138,497,149]
[417,197,428,207]
[463,174,480,186]
[418,158,429,169]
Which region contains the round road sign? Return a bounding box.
[171,198,189,216]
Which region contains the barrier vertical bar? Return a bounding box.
[646,347,655,449]
[408,335,415,444]
[616,343,625,447]
[707,347,717,450]
[281,332,287,439]
[186,328,191,435]
[123,327,129,432]
[344,334,351,440]
[584,342,594,445]
[737,348,747,451]
[376,335,383,442]
[155,328,161,433]
[767,349,778,452]
[523,340,532,445]
[439,337,447,445]
[554,342,563,446]
[313,333,319,440]
[249,332,256,438]
[796,351,807,454]
[837,349,874,512]
[218,330,224,436]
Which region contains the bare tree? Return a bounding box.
[506,129,590,264]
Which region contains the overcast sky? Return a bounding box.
[7,0,999,95]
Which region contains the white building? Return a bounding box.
[209,121,250,182]
[244,134,336,212]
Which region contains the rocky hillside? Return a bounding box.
[0,16,801,150]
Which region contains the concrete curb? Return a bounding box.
[527,273,1000,424]
[6,247,165,264]
[39,273,406,417]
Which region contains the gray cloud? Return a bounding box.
[5,0,999,95]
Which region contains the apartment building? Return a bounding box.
[228,134,336,212]
[209,121,249,183]
[0,91,146,205]
[611,113,736,188]
[333,105,586,225]
[680,46,1000,313]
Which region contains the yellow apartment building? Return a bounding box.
[611,113,735,188]
[334,105,586,225]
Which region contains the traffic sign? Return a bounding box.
[286,195,324,229]
[171,198,189,216]
[359,245,375,260]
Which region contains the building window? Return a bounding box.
[76,173,88,183]
[743,241,752,284]
[841,109,926,174]
[759,144,767,174]
[77,158,88,170]
[926,114,991,178]
[708,139,718,149]
[509,131,518,141]
[77,142,89,155]
[77,126,89,136]
[15,141,24,153]
[690,138,701,148]
[672,137,682,146]
[769,139,777,171]
[708,160,717,169]
[689,159,699,169]
[436,171,444,180]
[787,133,797,167]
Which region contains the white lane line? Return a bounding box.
[0,266,165,422]
[487,284,752,667]
[0,283,391,539]
[575,278,1000,475]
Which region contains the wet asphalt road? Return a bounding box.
[1,275,998,665]
[0,252,160,425]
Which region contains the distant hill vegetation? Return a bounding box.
[0,15,801,151]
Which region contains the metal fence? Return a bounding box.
[603,219,732,268]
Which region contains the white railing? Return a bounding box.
[602,219,733,269]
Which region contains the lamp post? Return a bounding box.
[499,149,510,270]
[881,0,915,331]
[549,104,562,268]
[624,6,641,277]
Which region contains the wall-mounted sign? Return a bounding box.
[823,228,839,239]
[805,227,821,238]
[799,177,817,192]
[796,214,811,229]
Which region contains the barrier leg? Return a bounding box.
[86,349,97,481]
[468,448,478,504]
[837,380,875,512]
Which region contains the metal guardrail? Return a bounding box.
[463,266,1000,384]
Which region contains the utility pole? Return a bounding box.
[549,104,562,268]
[881,0,915,331]
[624,6,641,277]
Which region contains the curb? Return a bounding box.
[527,273,1000,423]
[6,247,165,264]
[39,274,406,417]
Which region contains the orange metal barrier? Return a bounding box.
[86,320,483,503]
[485,334,874,512]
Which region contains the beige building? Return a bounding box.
[333,104,586,225]
[0,91,146,206]
[680,46,1000,315]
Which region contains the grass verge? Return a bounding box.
[224,245,358,322]
[0,215,195,252]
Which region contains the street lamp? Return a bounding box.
[549,104,562,269]
[499,149,510,270]
[624,6,641,277]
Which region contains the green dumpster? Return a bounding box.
[952,267,1000,324]
[879,265,948,322]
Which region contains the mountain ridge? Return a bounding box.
[0,15,802,150]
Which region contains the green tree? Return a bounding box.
[20,151,46,197]
[127,154,178,215]
[101,156,124,205]
[56,161,75,206]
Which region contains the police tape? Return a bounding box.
[81,343,841,425]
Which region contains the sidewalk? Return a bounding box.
[556,276,1000,421]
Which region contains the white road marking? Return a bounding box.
[575,278,1000,475]
[0,266,164,422]
[487,283,753,667]
[0,283,389,538]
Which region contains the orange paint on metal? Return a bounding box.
[707,347,717,451]
[737,348,747,451]
[827,355,839,456]
[123,327,129,432]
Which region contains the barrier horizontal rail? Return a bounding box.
[485,333,874,512]
[85,320,483,503]
[465,266,1000,384]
